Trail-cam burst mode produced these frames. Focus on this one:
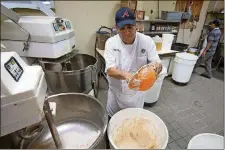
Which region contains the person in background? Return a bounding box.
[104,7,162,119]
[194,19,222,79]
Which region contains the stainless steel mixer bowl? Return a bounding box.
[26,93,108,149]
[40,54,98,95]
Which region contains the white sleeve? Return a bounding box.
[104,39,117,72]
[146,37,162,64]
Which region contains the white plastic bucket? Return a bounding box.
[107,108,168,149]
[144,67,167,104]
[187,133,224,149]
[162,34,174,51]
[172,52,198,83]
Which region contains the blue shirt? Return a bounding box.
[207,28,221,51]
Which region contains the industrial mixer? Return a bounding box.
[0,4,105,149]
[1,4,98,97]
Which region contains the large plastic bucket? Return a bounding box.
[187,133,224,149]
[107,108,168,149]
[172,52,198,83]
[144,67,167,104]
[162,34,174,51]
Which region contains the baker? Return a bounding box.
[104,7,162,118]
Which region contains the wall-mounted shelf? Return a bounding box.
[207,11,224,15]
[136,19,181,23]
[136,18,181,43]
[204,24,224,29]
[138,31,178,35]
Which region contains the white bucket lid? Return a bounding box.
[176,52,198,61]
[188,133,224,149]
[189,48,198,52]
[162,34,174,42]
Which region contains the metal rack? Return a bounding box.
[135,19,181,76]
[136,19,181,42]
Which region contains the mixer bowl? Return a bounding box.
[26,93,108,149]
[40,54,98,95]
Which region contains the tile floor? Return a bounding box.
[97,67,224,149]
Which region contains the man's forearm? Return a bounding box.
[204,42,211,52]
[107,67,130,80]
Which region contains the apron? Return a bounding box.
[107,36,147,114]
[198,37,207,58]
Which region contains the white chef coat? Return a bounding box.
[104,32,161,117]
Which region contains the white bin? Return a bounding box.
[187,133,224,149]
[172,52,198,83]
[162,34,174,51]
[144,67,167,104]
[108,108,169,149]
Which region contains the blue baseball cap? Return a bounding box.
[209,19,221,26]
[115,7,135,29]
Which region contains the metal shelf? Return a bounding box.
[136,20,150,22]
[207,11,224,15]
[139,31,178,34]
[136,19,181,23]
[203,24,224,29]
[151,19,181,23]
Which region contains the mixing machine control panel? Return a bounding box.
[53,18,72,32]
[4,57,23,82]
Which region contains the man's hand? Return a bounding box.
[202,42,211,57]
[148,62,162,75]
[124,72,134,83]
[202,50,206,57]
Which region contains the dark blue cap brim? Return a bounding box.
[117,19,135,29]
